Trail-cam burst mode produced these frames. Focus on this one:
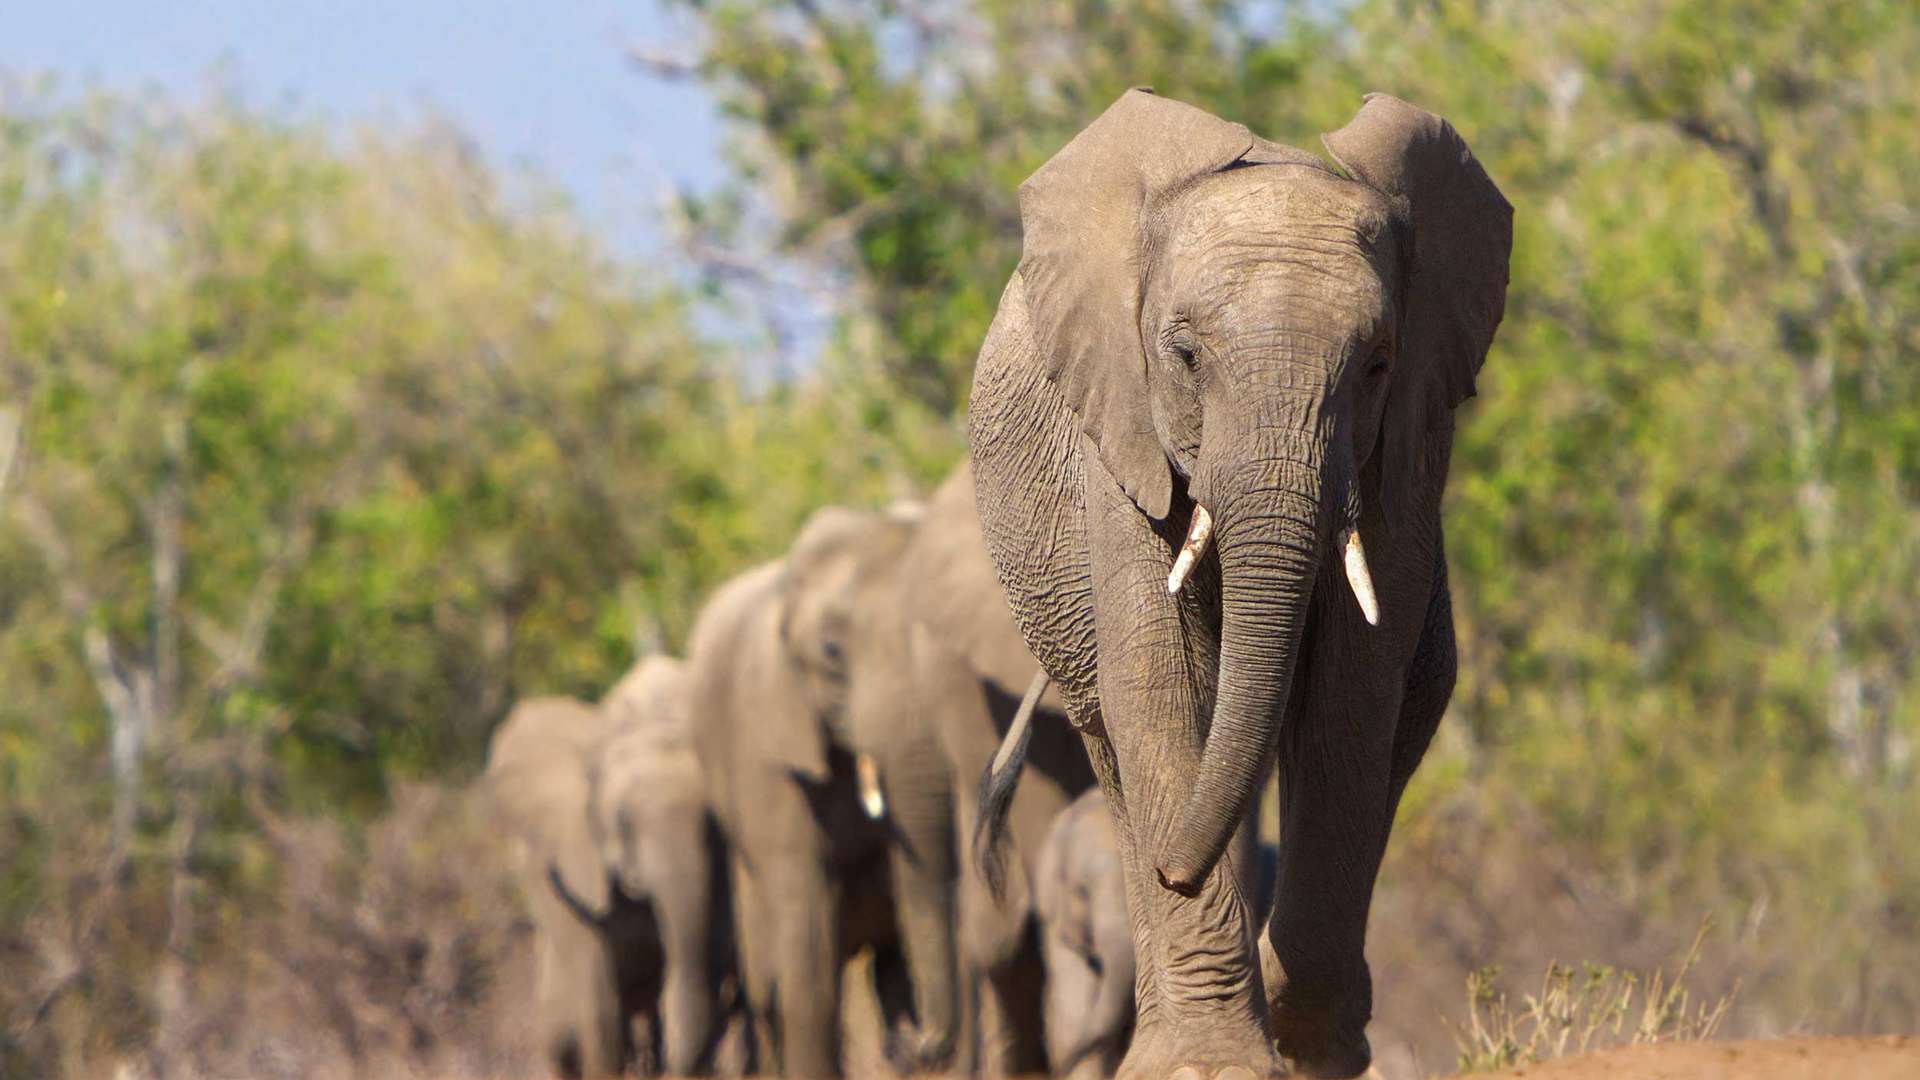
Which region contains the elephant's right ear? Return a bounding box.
[1017,89,1254,521]
[1322,94,1512,527]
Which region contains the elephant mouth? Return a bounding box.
[1166,500,1379,626]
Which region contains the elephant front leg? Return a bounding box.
[1085,485,1276,1080]
[763,855,844,1077]
[882,734,961,1071]
[1264,556,1452,1080]
[1262,632,1407,1076]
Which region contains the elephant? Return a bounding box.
[484,656,741,1078]
[778,469,1096,1076]
[967,90,1511,1079]
[1034,788,1135,1080]
[684,554,937,1077]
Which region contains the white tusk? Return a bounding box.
[1342,527,1380,626]
[855,752,887,820]
[1166,504,1216,595]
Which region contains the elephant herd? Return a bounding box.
[484,89,1510,1080]
[486,467,1112,1078]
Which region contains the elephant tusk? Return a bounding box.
[1342,527,1380,626]
[855,752,887,820]
[1166,504,1215,595]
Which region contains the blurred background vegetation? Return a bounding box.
[1,0,1915,1076]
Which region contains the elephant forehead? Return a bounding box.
[1174,168,1396,265]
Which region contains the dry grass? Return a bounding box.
[1448,923,1738,1073]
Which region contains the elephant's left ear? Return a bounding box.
[1323,95,1511,517]
[1018,89,1255,521]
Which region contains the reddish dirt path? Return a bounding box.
[1467,1035,1916,1079]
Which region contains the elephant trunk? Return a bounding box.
[1157,432,1327,897]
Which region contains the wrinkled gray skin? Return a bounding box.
[685,558,928,1077]
[969,91,1511,1079]
[541,656,744,1077]
[486,660,741,1079]
[787,473,1095,1076]
[1035,788,1135,1080]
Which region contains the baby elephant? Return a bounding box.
[1034,789,1135,1078]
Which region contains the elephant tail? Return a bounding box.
[972,667,1048,899]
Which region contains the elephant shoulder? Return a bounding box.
[685,560,787,718]
[898,463,1044,693]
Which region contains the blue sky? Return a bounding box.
[4,1,729,253]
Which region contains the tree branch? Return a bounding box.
[624,43,703,81]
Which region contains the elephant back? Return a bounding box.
[902,463,1061,702]
[603,652,694,745]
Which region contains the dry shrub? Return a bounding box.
[4,782,541,1080]
[1448,924,1737,1073]
[1360,784,1744,1079]
[193,782,536,1079]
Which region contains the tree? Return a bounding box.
[0,86,747,1071]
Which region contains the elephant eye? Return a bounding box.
[1171,341,1198,370]
[822,639,845,664]
[1366,345,1390,378]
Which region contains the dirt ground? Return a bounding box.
[1465,1035,1917,1079]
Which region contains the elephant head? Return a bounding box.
[778,502,925,815]
[591,656,703,901]
[1016,89,1510,893]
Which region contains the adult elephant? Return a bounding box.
[782,471,1095,1076]
[485,658,740,1078]
[968,90,1511,1079]
[685,553,937,1077]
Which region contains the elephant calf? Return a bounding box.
[1035,788,1135,1080]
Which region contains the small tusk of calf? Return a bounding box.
[1342,527,1380,626]
[855,752,887,820]
[1166,504,1216,595]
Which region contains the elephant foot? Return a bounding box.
[1118,1019,1282,1080]
[1260,935,1372,1079]
[1170,1066,1271,1080]
[1270,1001,1371,1079]
[883,1021,955,1075]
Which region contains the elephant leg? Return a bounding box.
[764,855,843,1077]
[1083,480,1275,1080]
[1389,557,1455,815]
[535,895,625,1079]
[628,1010,659,1076]
[656,872,718,1074]
[981,943,1048,1076]
[1262,598,1412,1079]
[883,732,961,1071]
[729,855,778,1068]
[1263,554,1454,1080]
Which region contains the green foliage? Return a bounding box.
[0,84,830,1071]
